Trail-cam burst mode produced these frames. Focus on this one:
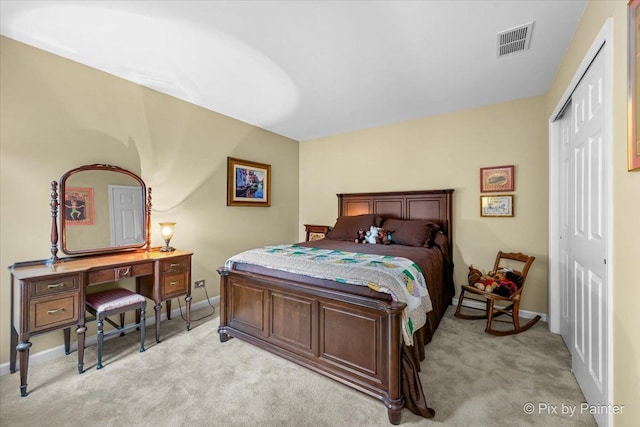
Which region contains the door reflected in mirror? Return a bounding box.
[58,164,149,256]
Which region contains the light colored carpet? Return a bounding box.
[0,305,595,426]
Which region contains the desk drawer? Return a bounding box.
[33,275,79,297]
[88,263,153,285]
[30,294,79,332]
[161,256,190,274]
[162,273,188,297]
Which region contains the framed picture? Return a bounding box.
[227,157,271,207]
[64,187,94,225]
[629,0,640,171]
[480,195,514,217]
[480,165,515,192]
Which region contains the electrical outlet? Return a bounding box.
[195,279,206,288]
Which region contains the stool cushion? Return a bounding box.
[86,288,146,313]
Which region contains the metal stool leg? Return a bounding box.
[139,303,146,352]
[96,315,104,370]
[119,312,126,336]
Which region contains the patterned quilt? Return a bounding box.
[225,244,432,346]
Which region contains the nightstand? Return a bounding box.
[304,224,331,241]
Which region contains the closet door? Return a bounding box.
[561,47,608,426]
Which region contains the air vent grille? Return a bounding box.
[497,21,534,57]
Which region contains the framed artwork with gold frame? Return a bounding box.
[629,0,640,171]
[480,165,514,192]
[227,157,271,207]
[480,195,514,217]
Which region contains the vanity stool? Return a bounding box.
[85,288,147,370]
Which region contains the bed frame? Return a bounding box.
[217,189,454,424]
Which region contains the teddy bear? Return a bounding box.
[474,276,498,293]
[355,228,367,244]
[504,269,524,288]
[468,264,523,296]
[365,225,380,244]
[489,268,519,297]
[467,265,483,286]
[379,228,394,245]
[468,265,498,293]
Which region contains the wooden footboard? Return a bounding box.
[218,267,407,424]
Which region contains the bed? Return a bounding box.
[217,189,454,424]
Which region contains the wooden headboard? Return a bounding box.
[337,189,454,244]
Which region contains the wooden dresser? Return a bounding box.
[9,248,192,397]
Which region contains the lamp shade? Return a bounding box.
[159,222,176,239]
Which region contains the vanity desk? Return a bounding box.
[8,163,192,397]
[9,249,192,396]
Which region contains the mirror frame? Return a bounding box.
[50,163,151,260]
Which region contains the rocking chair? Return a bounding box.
[454,251,540,336]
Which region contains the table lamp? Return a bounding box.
[159,222,176,252]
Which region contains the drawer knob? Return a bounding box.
[47,283,65,289]
[170,263,181,268]
[47,308,65,314]
[169,281,181,286]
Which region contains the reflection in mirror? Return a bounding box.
[55,164,150,258]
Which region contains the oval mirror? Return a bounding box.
[58,164,150,256]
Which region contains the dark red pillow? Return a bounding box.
[326,214,382,241]
[381,219,440,247]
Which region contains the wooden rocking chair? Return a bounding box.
[454,251,540,336]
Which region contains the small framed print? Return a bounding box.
[480,165,515,192]
[64,187,94,225]
[227,157,271,207]
[480,195,514,217]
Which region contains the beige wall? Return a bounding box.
[0,36,299,363]
[300,95,549,314]
[2,1,638,424]
[546,2,640,426]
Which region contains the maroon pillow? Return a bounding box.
[423,222,442,247]
[382,219,440,247]
[326,214,382,241]
[430,228,449,252]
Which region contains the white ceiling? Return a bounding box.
[0,0,587,141]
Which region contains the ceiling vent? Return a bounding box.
[497,21,534,57]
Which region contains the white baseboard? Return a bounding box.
[452,297,547,322]
[0,297,218,377]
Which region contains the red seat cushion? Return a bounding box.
[86,288,146,312]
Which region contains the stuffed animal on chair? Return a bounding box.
[467,265,483,285]
[474,276,498,293]
[468,265,498,293]
[491,268,519,297]
[468,265,522,295]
